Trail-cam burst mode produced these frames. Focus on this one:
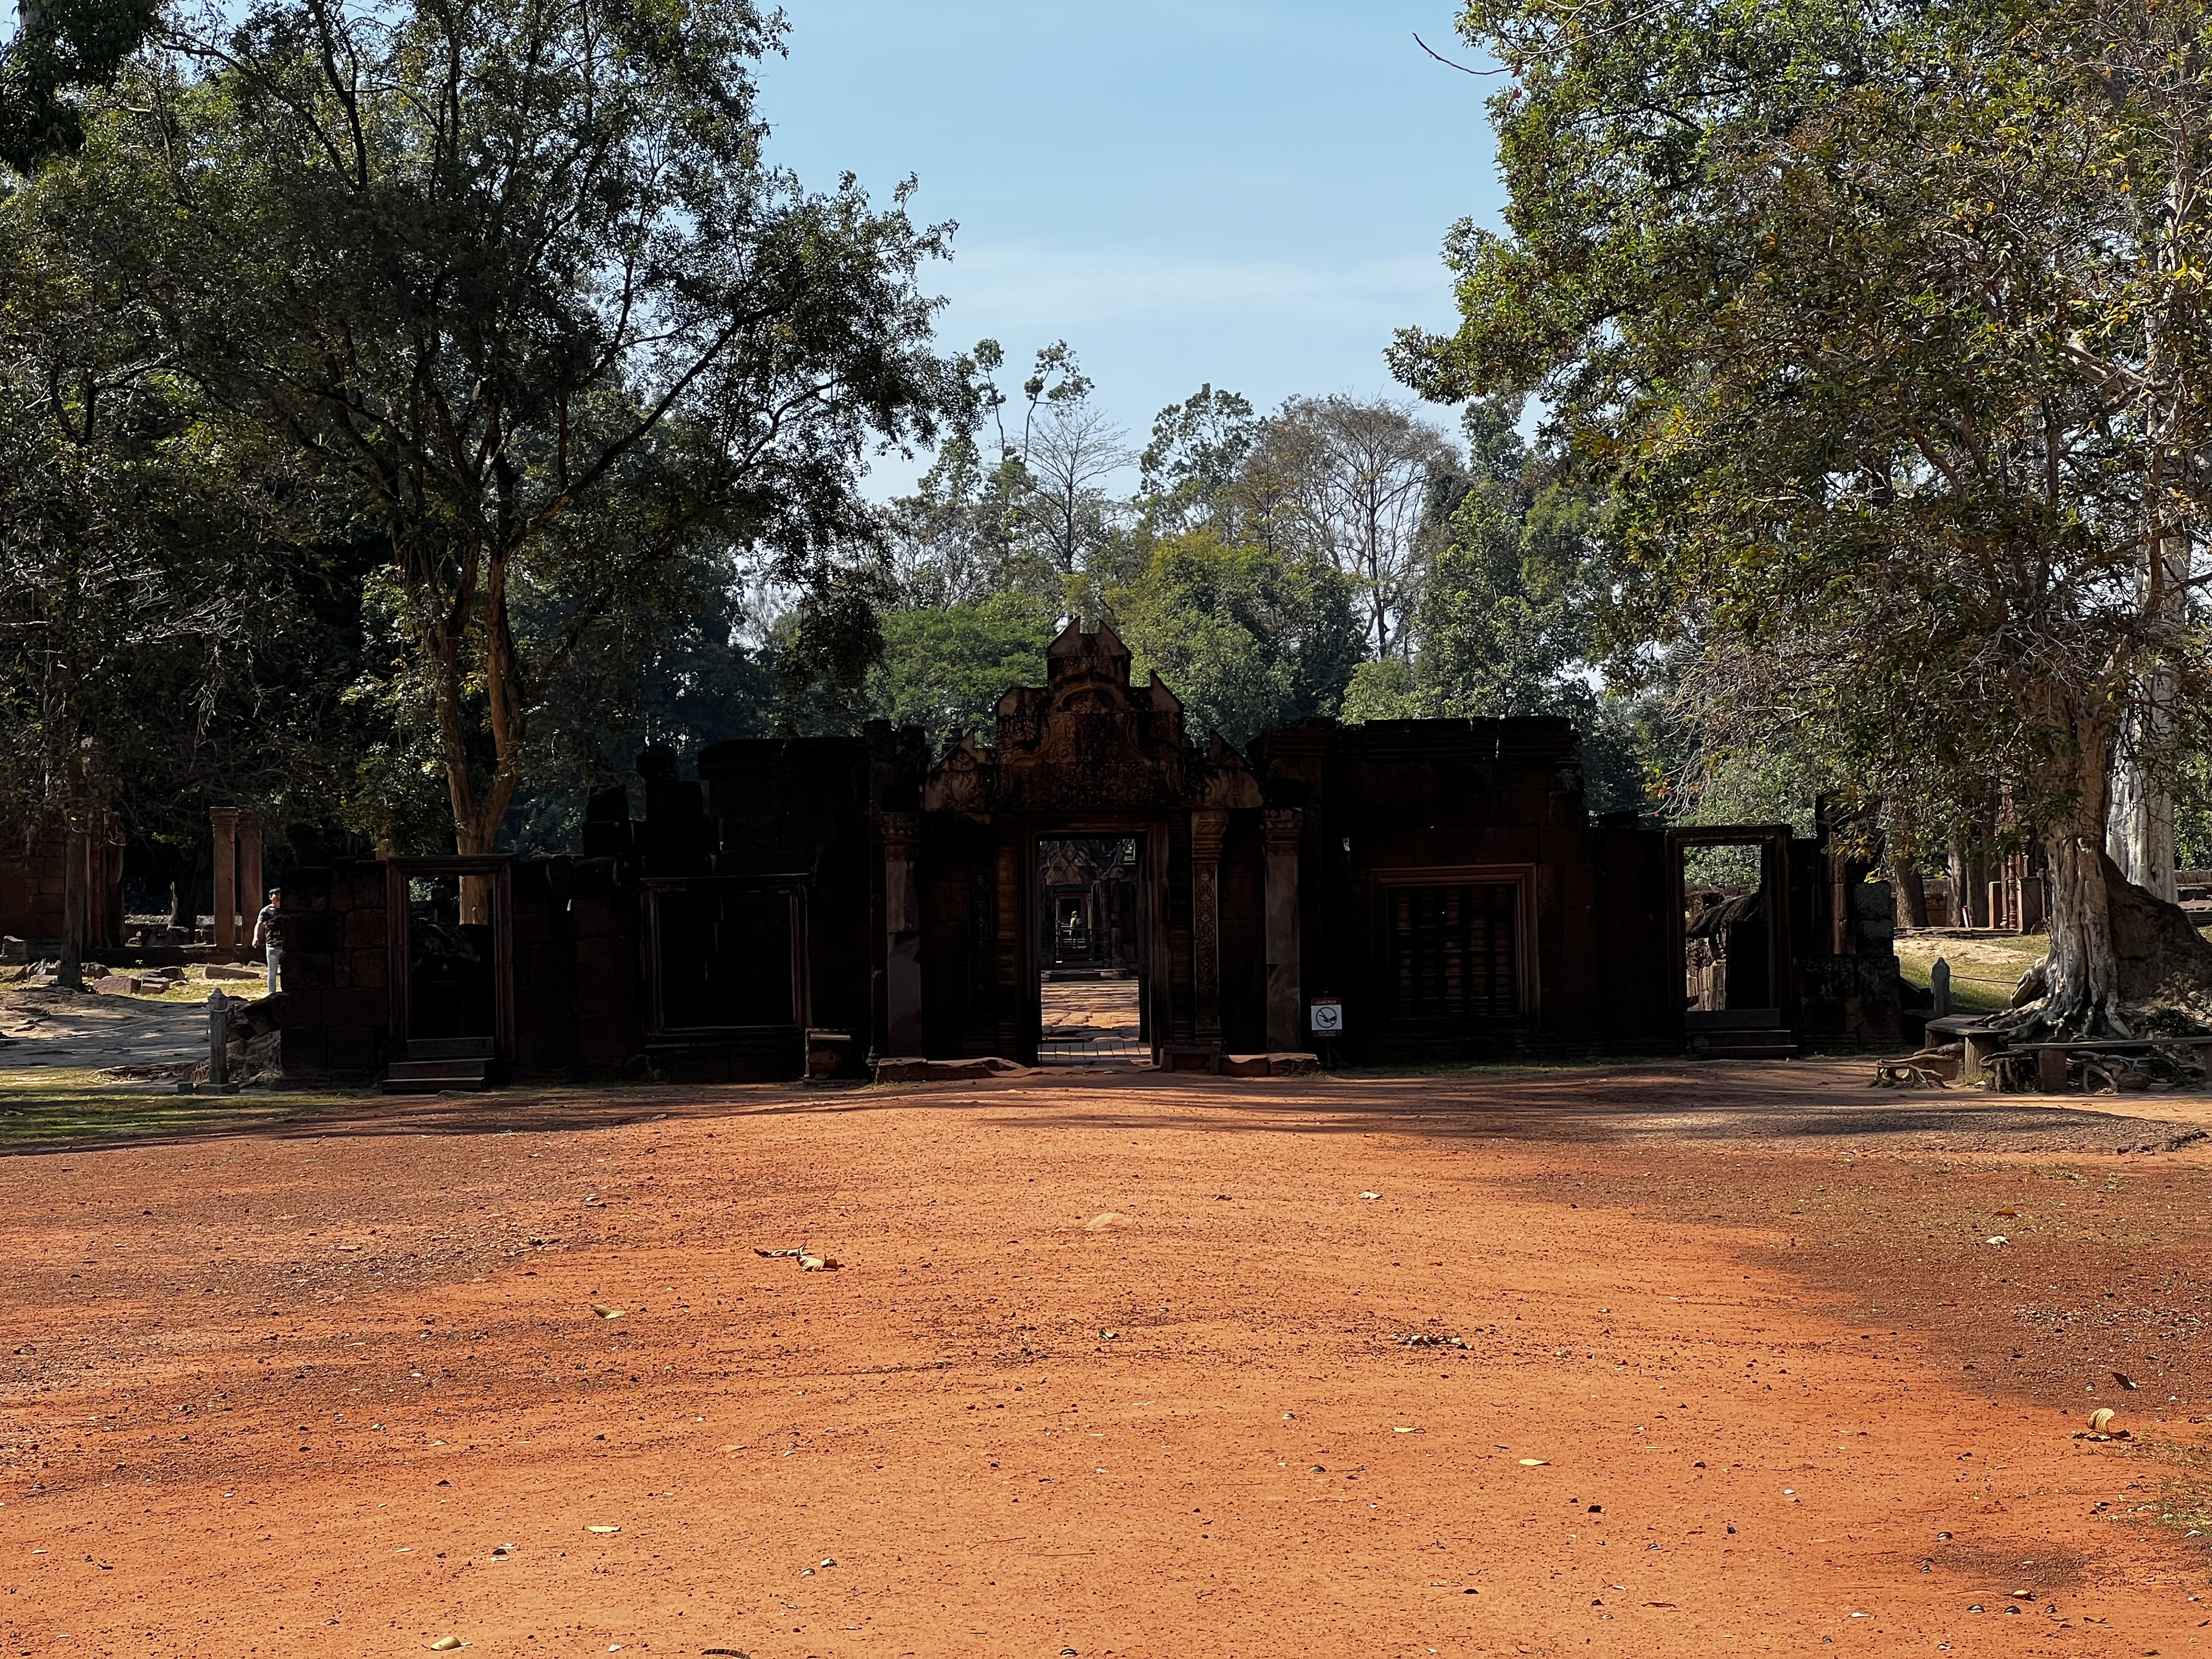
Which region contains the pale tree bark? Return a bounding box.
[2112,527,2190,902]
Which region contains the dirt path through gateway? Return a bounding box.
[2,1062,2209,1657]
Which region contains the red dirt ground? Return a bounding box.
[4,1059,2211,1658]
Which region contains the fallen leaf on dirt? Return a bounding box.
[2089,1407,2116,1432]
[1393,1426,1423,1433]
[1996,1208,2018,1217]
[799,1255,840,1272]
[1518,1458,1548,1466]
[1082,1213,1125,1232]
[1985,1236,2007,1246]
[587,1525,621,1535]
[2112,1371,2137,1390]
[754,1247,802,1258]
[1359,1191,1381,1200]
[1099,1329,1120,1339]
[429,1640,462,1653]
[1642,1601,1678,1609]
[591,1305,623,1319]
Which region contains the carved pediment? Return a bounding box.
[921,619,1262,815]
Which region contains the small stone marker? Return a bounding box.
[201,988,239,1095]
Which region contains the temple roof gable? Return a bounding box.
[921,619,1260,815]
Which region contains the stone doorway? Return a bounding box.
[1035,833,1146,1066]
[382,855,514,1088]
[1667,827,1796,1057]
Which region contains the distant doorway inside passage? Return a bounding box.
[1035,833,1146,1066]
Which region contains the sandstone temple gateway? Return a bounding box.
[272,621,1902,1088]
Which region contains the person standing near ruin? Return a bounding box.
[251,888,284,993]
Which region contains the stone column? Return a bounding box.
[1263,807,1302,1050]
[995,831,1025,1058]
[879,811,923,1056]
[238,812,265,956]
[1190,809,1228,1045]
[210,807,239,952]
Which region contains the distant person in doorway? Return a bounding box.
[252,888,284,993]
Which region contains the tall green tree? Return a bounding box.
[886,339,1119,613]
[0,0,159,171]
[1135,384,1261,541]
[152,0,955,867]
[0,84,284,985]
[1396,0,2212,1034]
[867,592,1056,753]
[1109,529,1363,749]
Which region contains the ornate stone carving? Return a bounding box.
[876,810,923,1054]
[1191,808,1228,1041]
[921,620,1263,816]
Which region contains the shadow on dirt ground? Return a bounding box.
[4,1057,2208,1159]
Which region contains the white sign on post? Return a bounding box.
[1309,998,1343,1035]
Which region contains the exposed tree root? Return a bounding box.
[1997,851,2212,1041]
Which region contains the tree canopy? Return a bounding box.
[1395,0,2212,1032]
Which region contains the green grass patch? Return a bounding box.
[1895,937,2047,1016]
[0,1073,373,1148]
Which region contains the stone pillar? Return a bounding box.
[210,807,240,952]
[995,832,1024,1058]
[238,812,265,956]
[880,811,923,1056]
[1263,807,1302,1050]
[1190,809,1228,1045]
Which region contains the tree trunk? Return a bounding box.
[1888,855,1928,928]
[451,776,519,927]
[56,820,86,992]
[2027,825,2127,1036]
[1946,846,1984,927]
[168,840,200,930]
[2113,529,2188,903]
[2109,732,2177,900]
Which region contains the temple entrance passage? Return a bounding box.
[381,854,515,1091]
[403,873,499,1042]
[1667,825,1797,1058]
[1035,834,1146,1065]
[1681,841,1771,1013]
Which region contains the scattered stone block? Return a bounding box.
[1217,1051,1322,1077]
[872,1055,1030,1083]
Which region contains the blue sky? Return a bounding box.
[753,1,1506,488]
